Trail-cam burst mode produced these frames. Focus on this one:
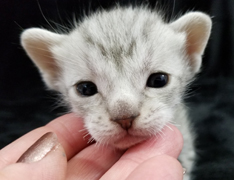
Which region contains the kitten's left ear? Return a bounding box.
[170,12,212,73]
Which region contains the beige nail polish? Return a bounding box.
[17,132,58,163]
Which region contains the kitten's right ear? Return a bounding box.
[21,28,65,89]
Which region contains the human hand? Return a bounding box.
[0,113,184,180]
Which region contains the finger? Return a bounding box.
[66,144,124,180]
[0,133,67,180]
[101,125,183,180]
[126,155,183,180]
[0,113,90,168]
[46,113,92,159]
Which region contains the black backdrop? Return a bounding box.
[1,0,234,179]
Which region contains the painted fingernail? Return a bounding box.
[17,132,58,163]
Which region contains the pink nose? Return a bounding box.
[115,118,134,130]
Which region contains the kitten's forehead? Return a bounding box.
[57,7,186,89]
[78,8,160,62]
[75,8,185,70]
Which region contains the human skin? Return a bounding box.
[0,113,184,180]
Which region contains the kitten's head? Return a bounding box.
[21,7,211,149]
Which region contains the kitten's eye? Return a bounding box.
[76,81,98,96]
[146,73,168,88]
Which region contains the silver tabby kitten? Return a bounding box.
[21,6,211,179]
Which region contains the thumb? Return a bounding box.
[0,132,67,180]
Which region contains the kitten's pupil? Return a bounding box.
[146,73,168,88]
[76,82,97,96]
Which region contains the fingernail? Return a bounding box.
[17,132,59,163]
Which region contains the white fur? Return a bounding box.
[21,6,211,179]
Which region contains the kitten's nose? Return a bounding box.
[112,115,139,130]
[116,118,134,130]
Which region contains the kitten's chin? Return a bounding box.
[111,135,148,149]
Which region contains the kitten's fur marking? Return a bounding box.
[21,6,211,180]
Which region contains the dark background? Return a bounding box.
[0,0,234,179]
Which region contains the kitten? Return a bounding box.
[21,6,211,179]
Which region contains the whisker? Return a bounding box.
[79,128,88,132]
[83,133,91,139]
[169,121,180,127]
[37,0,57,32]
[87,137,95,144]
[165,124,174,131]
[157,131,165,140]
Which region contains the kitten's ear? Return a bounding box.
[170,12,212,73]
[21,28,65,89]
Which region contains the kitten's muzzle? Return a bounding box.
[112,114,139,130]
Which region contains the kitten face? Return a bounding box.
[53,20,186,148]
[21,7,211,149]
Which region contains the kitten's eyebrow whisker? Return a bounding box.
[50,21,71,32]
[170,0,176,22]
[37,0,57,32]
